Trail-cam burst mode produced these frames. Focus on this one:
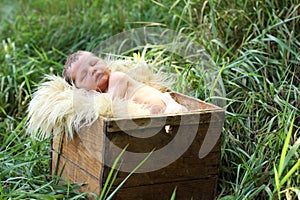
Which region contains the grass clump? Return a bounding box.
[0,0,299,199]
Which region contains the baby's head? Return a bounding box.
[63,51,110,92]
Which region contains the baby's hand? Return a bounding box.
[149,104,165,114]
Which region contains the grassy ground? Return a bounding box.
[0,0,299,199]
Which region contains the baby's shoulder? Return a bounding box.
[111,71,126,78]
[110,71,129,83]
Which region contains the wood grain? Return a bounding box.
[103,125,222,187]
[112,178,218,200]
[52,151,101,198]
[51,92,225,200]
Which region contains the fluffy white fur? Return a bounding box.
[26,58,169,140]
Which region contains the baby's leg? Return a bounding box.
[162,93,188,134]
[164,102,188,114]
[162,93,188,114]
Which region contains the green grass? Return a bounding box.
[1,0,299,199]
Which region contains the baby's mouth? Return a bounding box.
[95,72,103,81]
[95,70,108,82]
[95,72,109,92]
[95,71,108,84]
[95,68,109,81]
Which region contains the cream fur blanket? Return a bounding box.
[26,58,170,140]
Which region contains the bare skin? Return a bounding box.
[68,51,187,116]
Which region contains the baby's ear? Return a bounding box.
[63,75,73,86]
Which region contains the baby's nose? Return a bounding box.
[90,67,97,76]
[90,65,106,75]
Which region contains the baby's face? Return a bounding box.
[70,51,110,92]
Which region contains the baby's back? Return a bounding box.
[107,71,166,114]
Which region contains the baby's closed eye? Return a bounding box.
[90,60,97,66]
[80,71,87,81]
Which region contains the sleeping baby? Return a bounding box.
[63,50,187,117]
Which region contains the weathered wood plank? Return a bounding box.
[103,129,222,187]
[51,152,101,198]
[112,178,218,200]
[105,110,224,132]
[52,120,105,178]
[51,92,225,199]
[105,125,222,154]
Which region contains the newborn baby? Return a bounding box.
[63,50,187,116]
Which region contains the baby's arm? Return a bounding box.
[114,74,187,115]
[106,72,129,99]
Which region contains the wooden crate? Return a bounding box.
[51,92,225,200]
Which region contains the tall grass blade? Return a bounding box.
[280,159,300,187]
[273,165,281,199]
[170,187,177,200]
[278,115,295,177]
[99,145,129,200]
[102,160,123,200]
[106,149,155,200]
